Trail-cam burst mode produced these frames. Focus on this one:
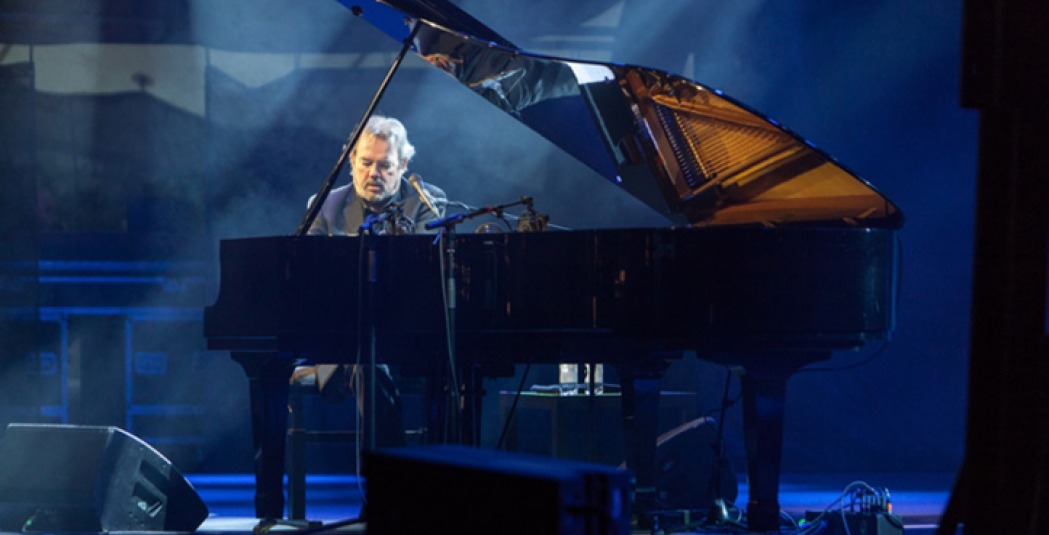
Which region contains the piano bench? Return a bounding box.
[286,377,360,521]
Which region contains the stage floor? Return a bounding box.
[190,472,953,535]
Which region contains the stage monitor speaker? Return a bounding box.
[0,423,209,532]
[363,444,631,535]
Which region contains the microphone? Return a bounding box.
[408,173,440,215]
[359,212,386,234]
[359,201,404,234]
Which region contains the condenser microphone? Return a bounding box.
[408,173,440,215]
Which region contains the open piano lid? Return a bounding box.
[338,0,903,228]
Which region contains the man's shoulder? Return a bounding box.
[308,184,354,208]
[328,184,354,202]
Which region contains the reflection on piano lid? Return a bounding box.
[337,0,902,228]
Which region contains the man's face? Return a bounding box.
[352,135,404,206]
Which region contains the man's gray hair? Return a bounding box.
[356,115,416,165]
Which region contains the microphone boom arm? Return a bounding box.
[425,196,534,231]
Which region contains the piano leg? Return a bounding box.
[732,352,830,533]
[231,352,295,520]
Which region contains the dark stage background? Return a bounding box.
[0,0,973,479]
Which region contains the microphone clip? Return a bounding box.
[515,197,549,232]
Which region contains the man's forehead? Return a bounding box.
[358,134,389,150]
[356,136,397,159]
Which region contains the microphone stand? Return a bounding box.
[424,197,535,232]
[426,197,537,445]
[705,366,736,526]
[363,230,378,451]
[358,203,408,451]
[438,227,460,442]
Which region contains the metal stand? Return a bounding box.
[704,366,736,526]
[438,227,461,443]
[364,233,378,451]
[426,196,544,444]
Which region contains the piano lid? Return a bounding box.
[338,0,902,228]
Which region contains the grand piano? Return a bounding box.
[204,1,902,531]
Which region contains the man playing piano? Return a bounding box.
[298,114,448,447]
[306,115,447,237]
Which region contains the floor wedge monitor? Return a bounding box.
[0,423,208,532]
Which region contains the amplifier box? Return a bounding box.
[363,445,631,534]
[803,511,904,535]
